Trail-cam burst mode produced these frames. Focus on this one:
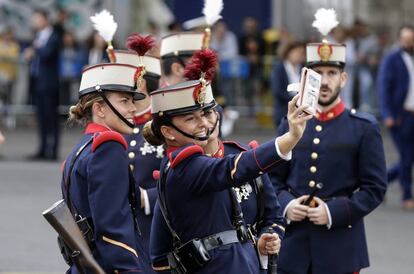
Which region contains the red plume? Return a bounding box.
[126,34,156,56]
[184,49,218,81]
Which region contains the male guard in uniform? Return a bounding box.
[271,22,387,274]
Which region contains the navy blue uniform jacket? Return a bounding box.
[150,139,286,273]
[61,123,149,273]
[271,102,387,274]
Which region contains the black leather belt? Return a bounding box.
[201,230,239,251]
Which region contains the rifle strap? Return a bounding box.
[62,137,94,216]
[252,176,265,229]
[157,159,182,247]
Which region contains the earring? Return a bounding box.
[169,136,175,140]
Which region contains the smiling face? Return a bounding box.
[312,66,347,108]
[93,92,137,134]
[161,109,209,147]
[204,108,219,142]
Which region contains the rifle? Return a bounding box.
[266,226,278,274]
[42,199,105,274]
[303,182,324,207]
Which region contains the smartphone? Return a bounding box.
[296,68,321,116]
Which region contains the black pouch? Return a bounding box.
[56,217,95,267]
[76,216,95,247]
[57,236,73,266]
[170,239,211,273]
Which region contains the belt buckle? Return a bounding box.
[207,235,222,247]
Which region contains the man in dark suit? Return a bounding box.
[24,10,61,160]
[378,25,414,209]
[271,37,387,273]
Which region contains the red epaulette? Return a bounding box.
[92,131,128,152]
[248,140,259,149]
[169,145,204,168]
[153,170,160,180]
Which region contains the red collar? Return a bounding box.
[167,146,180,157]
[134,109,152,125]
[84,123,111,134]
[316,101,345,122]
[212,140,225,158]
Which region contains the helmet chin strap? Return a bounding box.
[209,111,220,136]
[165,118,211,141]
[98,92,135,129]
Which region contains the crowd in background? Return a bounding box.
[0,11,397,133]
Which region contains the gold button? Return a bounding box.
[128,152,135,159]
[130,140,137,147]
[259,171,263,175]
[313,138,320,145]
[310,166,317,173]
[327,112,334,118]
[348,225,352,228]
[309,180,316,187]
[311,152,318,160]
[129,164,134,171]
[133,127,139,134]
[315,125,322,132]
[351,109,356,114]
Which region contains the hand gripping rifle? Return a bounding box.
[303,182,324,207]
[42,200,105,274]
[267,226,278,274]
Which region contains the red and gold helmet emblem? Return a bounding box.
[193,82,206,105]
[134,65,146,88]
[317,42,333,62]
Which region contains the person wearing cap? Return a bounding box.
[61,63,151,273]
[149,103,286,273]
[148,49,285,272]
[113,47,163,273]
[270,24,387,274]
[144,77,311,273]
[159,32,206,87]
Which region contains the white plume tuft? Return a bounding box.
[203,0,223,26]
[312,8,339,36]
[90,9,118,42]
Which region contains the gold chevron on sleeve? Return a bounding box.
[231,153,243,180]
[102,235,138,257]
[152,265,171,271]
[272,223,286,232]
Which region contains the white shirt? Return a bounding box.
[284,61,301,84]
[401,51,414,111]
[33,26,53,49]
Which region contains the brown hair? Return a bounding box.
[280,41,305,60]
[68,93,104,125]
[143,118,169,146]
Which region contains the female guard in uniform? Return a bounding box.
[62,63,152,273]
[145,77,311,273]
[149,48,286,272]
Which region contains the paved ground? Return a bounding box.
[0,119,413,273]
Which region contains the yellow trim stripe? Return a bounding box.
[231,153,243,179]
[273,223,285,232]
[102,235,138,257]
[152,265,171,271]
